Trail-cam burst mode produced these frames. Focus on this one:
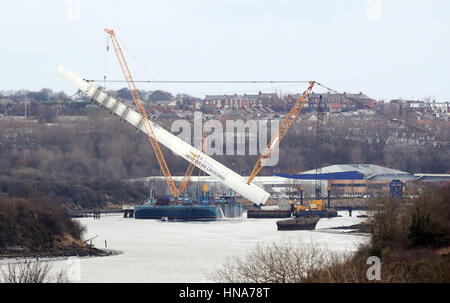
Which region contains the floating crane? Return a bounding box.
[246,81,315,184]
[103,27,314,191]
[104,29,177,198]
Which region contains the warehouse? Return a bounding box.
[128,164,450,199]
[275,164,449,197]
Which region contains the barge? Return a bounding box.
[276,216,320,231]
[134,191,244,221]
[134,204,224,220]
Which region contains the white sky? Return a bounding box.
[0,0,449,101]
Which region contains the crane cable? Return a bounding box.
[87,77,450,145]
[314,82,450,145]
[86,79,312,84]
[105,29,214,199]
[98,40,448,145]
[114,36,178,108]
[113,34,215,179]
[103,34,189,124]
[0,90,83,134]
[104,34,109,89]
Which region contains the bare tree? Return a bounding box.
[208,241,351,283]
[0,259,68,283]
[208,240,428,283]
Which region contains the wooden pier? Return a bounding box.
[68,206,135,218]
[123,209,134,218]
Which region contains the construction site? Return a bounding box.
[53,28,449,225]
[2,1,450,288]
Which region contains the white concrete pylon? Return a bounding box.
[56,65,270,205]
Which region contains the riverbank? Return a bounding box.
[0,196,103,261]
[0,246,121,260]
[37,214,368,282]
[328,222,372,234]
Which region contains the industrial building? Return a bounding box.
[129,164,450,199]
[275,164,416,197]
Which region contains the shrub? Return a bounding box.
[0,196,85,253]
[408,207,448,247]
[368,186,450,249]
[209,241,359,283]
[212,187,450,283]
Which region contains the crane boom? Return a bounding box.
[105,28,207,200]
[104,28,181,198]
[174,135,207,197]
[246,81,315,184]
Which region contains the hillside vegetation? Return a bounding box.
[1,101,448,207]
[0,196,88,256]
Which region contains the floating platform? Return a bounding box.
[134,205,224,221]
[276,216,320,231]
[134,196,244,221]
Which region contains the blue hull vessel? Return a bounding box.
[134,205,224,220]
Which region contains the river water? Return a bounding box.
[2,211,370,283]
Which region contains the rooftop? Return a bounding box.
[300,164,409,175]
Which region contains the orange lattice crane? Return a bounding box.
[105,28,203,200]
[175,134,207,197]
[246,81,315,184]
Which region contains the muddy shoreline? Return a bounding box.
[328,223,372,234]
[0,246,122,260]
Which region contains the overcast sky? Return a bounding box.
[0,0,449,101]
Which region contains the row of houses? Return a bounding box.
[388,99,450,114]
[194,91,376,112]
[3,90,449,119]
[179,92,449,119]
[202,92,279,110]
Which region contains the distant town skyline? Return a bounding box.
[0,0,449,101]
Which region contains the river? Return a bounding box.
[2,211,369,283]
